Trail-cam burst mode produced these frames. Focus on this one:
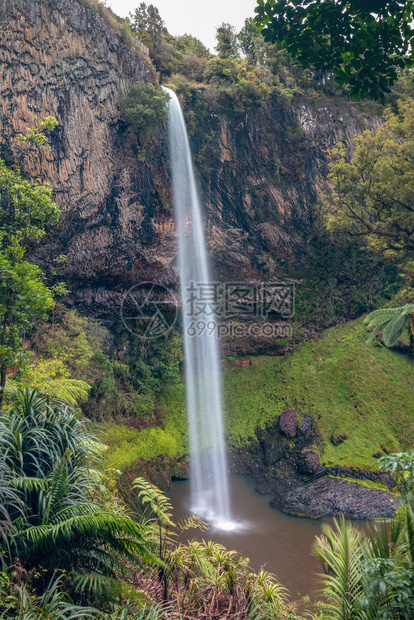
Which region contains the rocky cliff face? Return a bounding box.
[0,0,380,318]
[0,0,171,314]
[190,96,379,280]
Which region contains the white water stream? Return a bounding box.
[165,87,234,530]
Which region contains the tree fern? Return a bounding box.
[0,389,156,603]
[364,304,414,352]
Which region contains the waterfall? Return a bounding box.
[164,87,233,529]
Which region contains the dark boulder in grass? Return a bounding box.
[297,451,320,475]
[279,410,297,438]
[299,414,312,434]
[331,432,348,446]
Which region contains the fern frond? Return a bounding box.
[132,477,174,527]
[364,304,414,348]
[177,514,208,533]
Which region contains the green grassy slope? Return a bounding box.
[103,318,414,471]
[224,319,414,469]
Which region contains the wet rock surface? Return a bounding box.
[297,451,320,475]
[229,418,398,519]
[279,409,298,438]
[271,477,399,519]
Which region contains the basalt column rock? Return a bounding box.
[0,0,177,315]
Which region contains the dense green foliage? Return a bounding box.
[255,0,414,100]
[0,390,155,605]
[123,82,169,150]
[0,257,54,403]
[0,158,59,250]
[0,572,98,619]
[314,452,414,618]
[0,151,60,404]
[129,3,211,76]
[325,100,414,285]
[104,425,179,471]
[215,22,239,59]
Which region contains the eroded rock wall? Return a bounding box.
[0,0,177,315]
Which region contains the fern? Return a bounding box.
[364,304,414,350]
[0,390,156,603]
[133,477,175,527]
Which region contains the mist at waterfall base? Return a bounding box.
[165,88,237,532]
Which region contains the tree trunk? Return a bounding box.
[0,367,6,407]
[410,313,414,357]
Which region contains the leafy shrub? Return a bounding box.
[5,357,90,405]
[203,57,240,86]
[104,425,179,470]
[0,572,98,619]
[122,82,169,149]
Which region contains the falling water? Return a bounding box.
[164,87,233,530]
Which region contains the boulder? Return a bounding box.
[331,432,348,446]
[300,414,312,434]
[279,409,297,438]
[297,451,320,475]
[263,436,289,466]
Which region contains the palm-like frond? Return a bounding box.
[313,517,365,619]
[248,570,289,620]
[72,572,149,605]
[0,389,155,603]
[364,304,414,347]
[0,572,99,619]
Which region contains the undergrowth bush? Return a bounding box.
[104,425,179,471]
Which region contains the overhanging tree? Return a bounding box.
[324,99,414,279]
[0,157,60,405]
[255,0,414,99]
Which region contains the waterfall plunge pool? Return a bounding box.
[170,474,352,599]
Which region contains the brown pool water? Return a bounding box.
[170,474,339,600]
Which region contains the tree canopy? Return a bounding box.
[0,131,60,405]
[324,99,414,283]
[255,0,414,99]
[215,22,239,59]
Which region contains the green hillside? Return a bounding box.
[105,318,414,471]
